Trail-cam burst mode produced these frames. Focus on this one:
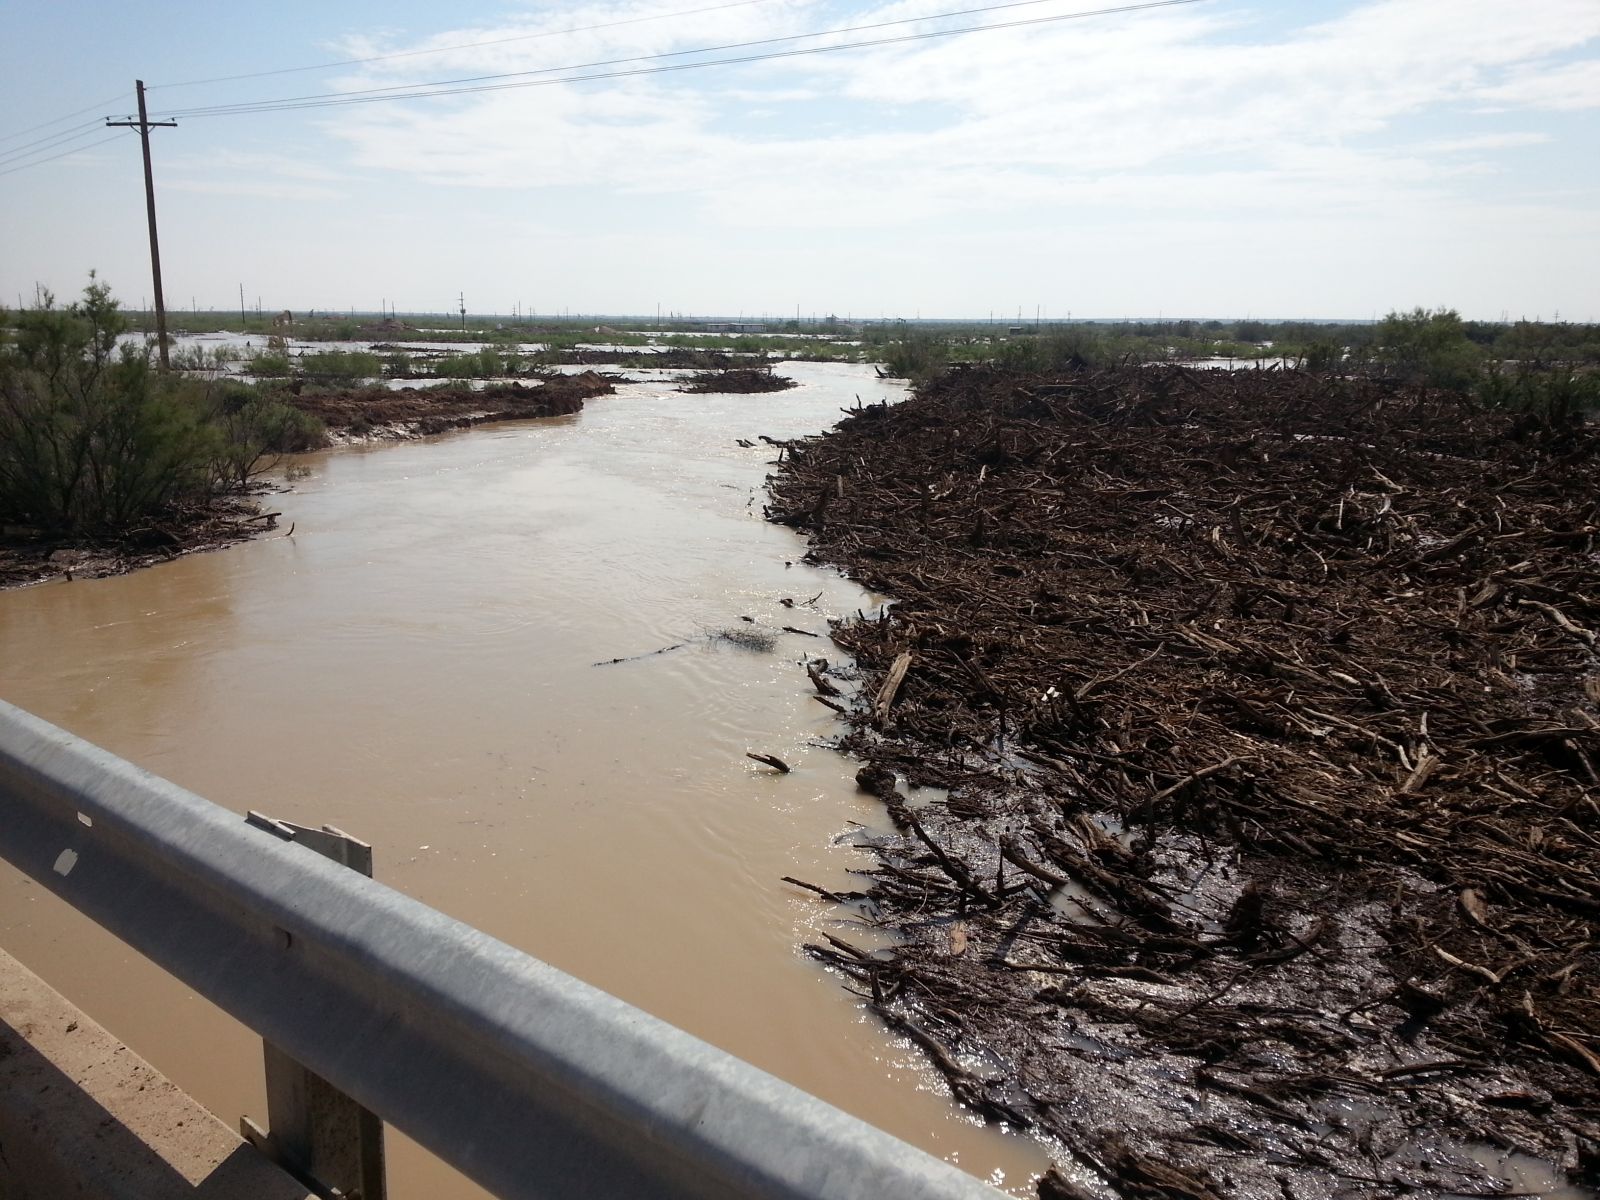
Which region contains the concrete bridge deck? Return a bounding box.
[0,948,313,1200]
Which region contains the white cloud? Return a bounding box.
[160,149,350,202]
[319,0,1599,233]
[11,0,1594,316]
[1474,57,1600,110]
[1411,132,1553,153]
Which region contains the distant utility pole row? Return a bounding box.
[106,81,175,370]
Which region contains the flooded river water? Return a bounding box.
[0,361,1048,1196]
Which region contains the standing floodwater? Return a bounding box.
[0,361,1047,1197]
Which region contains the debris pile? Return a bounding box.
[289,371,616,441]
[768,365,1600,1198]
[0,495,276,588]
[572,346,739,370]
[679,367,798,394]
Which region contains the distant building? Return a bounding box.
[702,322,767,333]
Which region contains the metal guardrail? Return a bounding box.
[0,698,1005,1200]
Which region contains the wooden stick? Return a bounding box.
[873,651,914,727]
[1149,755,1246,803]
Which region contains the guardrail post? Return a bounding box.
[241,813,386,1200]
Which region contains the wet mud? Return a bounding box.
[767,365,1600,1199]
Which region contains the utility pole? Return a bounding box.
[108,81,177,370]
[458,292,466,331]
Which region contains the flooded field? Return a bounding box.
[0,361,1048,1196]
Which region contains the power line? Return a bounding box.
[0,133,125,180]
[148,0,790,90]
[152,0,1206,119]
[5,0,1200,164]
[0,120,108,169]
[0,2,785,146]
[0,94,124,146]
[164,0,1092,113]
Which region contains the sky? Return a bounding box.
[2,0,1597,321]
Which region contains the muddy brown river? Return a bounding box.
[0,361,1048,1196]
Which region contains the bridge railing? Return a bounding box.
[0,698,1003,1200]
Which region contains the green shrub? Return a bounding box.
[206,382,326,487]
[880,330,948,382]
[247,350,293,377]
[1374,308,1484,392]
[996,329,1119,372]
[299,350,381,380]
[1476,362,1600,423]
[1300,339,1345,373]
[0,280,215,533]
[170,343,239,372]
[432,347,516,378]
[0,279,324,535]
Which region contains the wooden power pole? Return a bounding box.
[107,81,176,370]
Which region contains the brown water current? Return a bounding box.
[0,361,1049,1197]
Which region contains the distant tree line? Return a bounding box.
[878,309,1600,421]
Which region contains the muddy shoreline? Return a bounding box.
[0,495,279,590]
[768,365,1600,1199]
[0,373,618,589]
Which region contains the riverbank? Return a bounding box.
[0,495,276,590]
[0,372,619,590]
[768,365,1599,1199]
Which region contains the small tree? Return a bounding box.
[880,329,947,382]
[1299,339,1344,374]
[205,380,325,488]
[0,278,216,533]
[0,277,321,535]
[1374,308,1483,392]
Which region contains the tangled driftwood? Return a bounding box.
[769,364,1600,1199]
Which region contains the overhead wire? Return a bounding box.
[148,0,790,89]
[0,120,112,168]
[0,1,790,142]
[151,0,1206,119]
[0,94,124,147]
[0,133,126,180]
[0,0,1204,175]
[159,0,1134,113]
